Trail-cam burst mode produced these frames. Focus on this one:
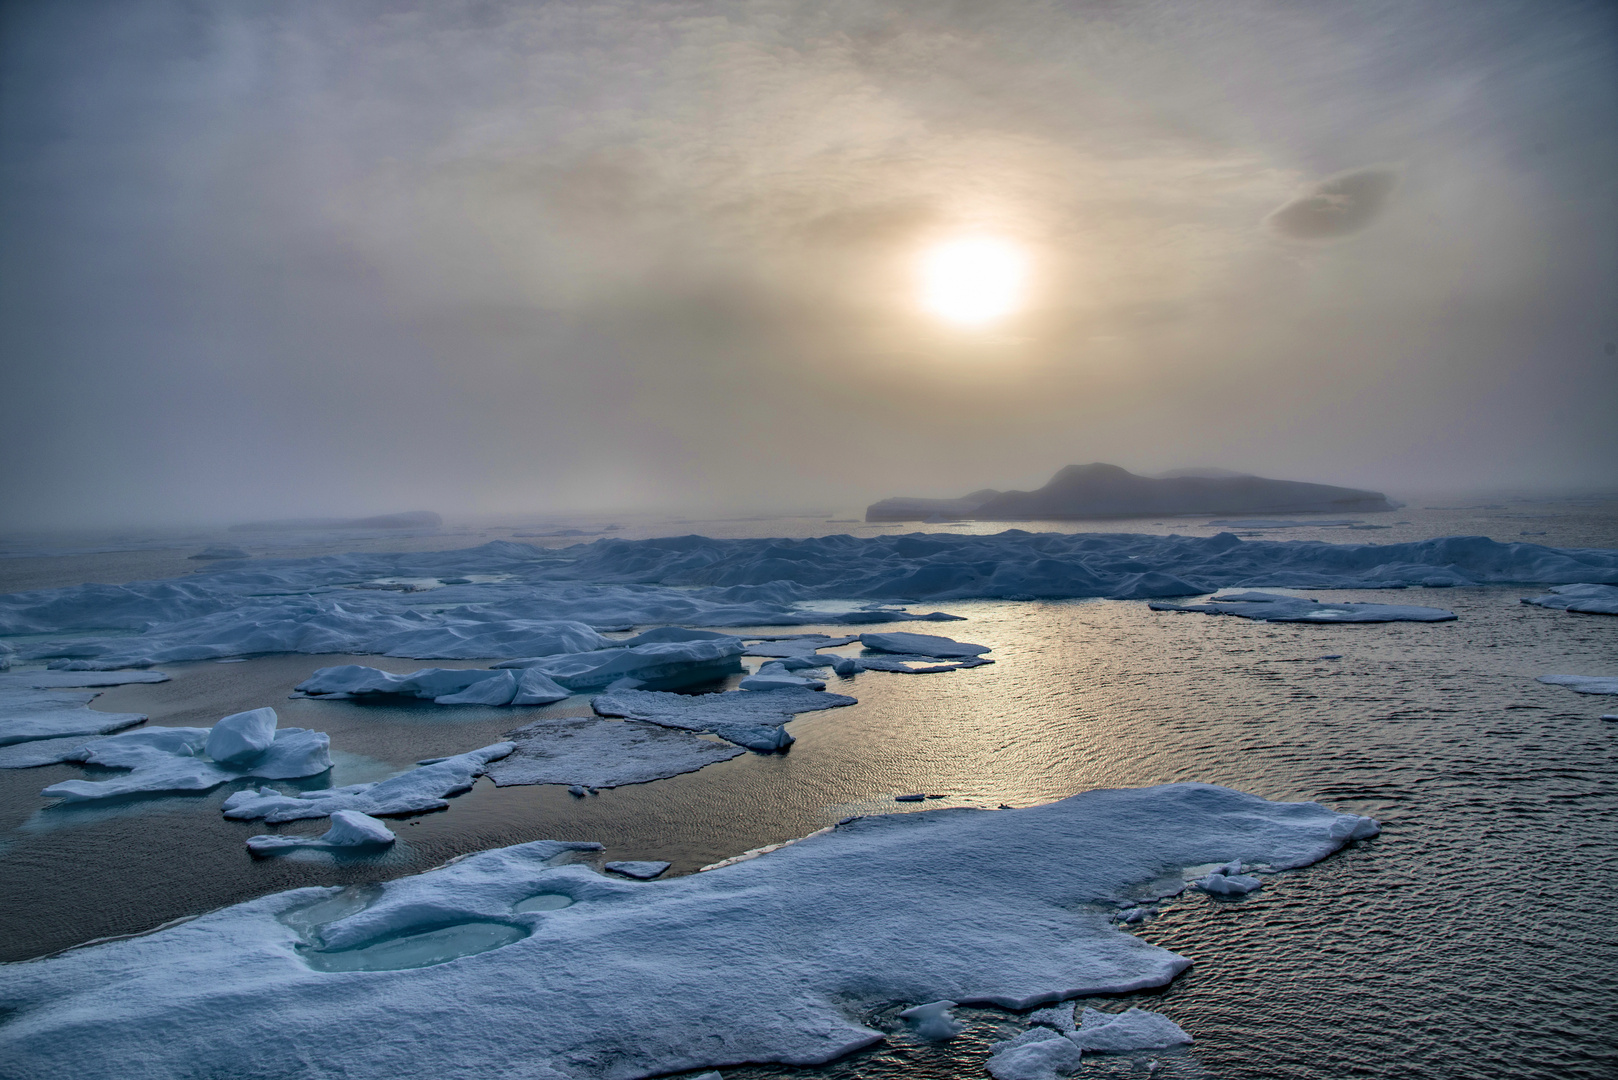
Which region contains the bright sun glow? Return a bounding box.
[917,237,1027,326]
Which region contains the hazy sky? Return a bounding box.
[3,0,1614,527]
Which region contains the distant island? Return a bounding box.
[865,463,1397,522]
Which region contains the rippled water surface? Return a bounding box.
[1,504,1615,1079]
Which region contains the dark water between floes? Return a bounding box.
[1,503,1615,1079]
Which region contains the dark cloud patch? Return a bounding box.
[1265,166,1400,240]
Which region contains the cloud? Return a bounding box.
[1264,165,1401,240]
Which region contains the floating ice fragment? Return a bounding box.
[222,742,509,821]
[895,793,927,802]
[1195,872,1263,895]
[0,687,147,748]
[1150,592,1456,623]
[591,687,854,752]
[899,999,963,1040]
[488,718,742,788]
[987,1027,1085,1080]
[604,860,671,880]
[1069,1007,1192,1053]
[859,632,990,658]
[42,709,331,802]
[1027,1003,1077,1032]
[739,661,825,691]
[1536,674,1618,695]
[1521,583,1618,615]
[246,810,396,855]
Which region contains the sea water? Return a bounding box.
[0,499,1613,1078]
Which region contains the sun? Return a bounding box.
[917,237,1027,326]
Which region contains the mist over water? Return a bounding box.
[3,0,1616,528]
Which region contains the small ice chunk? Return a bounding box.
[898,1000,962,1041]
[203,707,278,765]
[987,1027,1084,1080]
[568,784,588,796]
[1536,674,1618,696]
[246,810,396,854]
[859,632,990,658]
[739,662,825,691]
[895,793,927,802]
[1027,1004,1077,1032]
[604,860,671,880]
[1195,871,1263,895]
[1069,1007,1192,1053]
[832,657,860,678]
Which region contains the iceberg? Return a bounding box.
[591,686,857,752]
[246,810,397,855]
[1149,591,1456,622]
[0,783,1377,1080]
[1521,583,1618,615]
[486,718,743,787]
[221,743,510,822]
[1536,675,1618,696]
[40,710,332,802]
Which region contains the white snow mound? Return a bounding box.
[0,783,1377,1080]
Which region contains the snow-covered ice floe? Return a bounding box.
[1521,583,1618,615]
[486,718,743,787]
[296,664,572,705]
[591,686,857,752]
[988,1006,1193,1078]
[223,743,510,821]
[0,783,1376,1080]
[246,810,396,855]
[0,669,169,750]
[1536,674,1618,696]
[36,708,332,802]
[2,532,1610,668]
[1150,591,1456,622]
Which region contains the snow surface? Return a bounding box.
[40,710,332,802]
[1150,591,1456,622]
[1536,675,1618,696]
[221,742,510,822]
[604,860,671,880]
[486,718,744,787]
[591,686,857,752]
[246,810,397,854]
[0,783,1377,1080]
[1521,583,1618,615]
[4,532,1609,667]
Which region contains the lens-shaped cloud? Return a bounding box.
[1265,166,1401,240]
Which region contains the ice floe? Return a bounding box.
[1069,1006,1193,1053]
[39,709,332,802]
[1536,675,1618,696]
[591,686,857,752]
[0,782,1376,1080]
[859,631,990,657]
[495,637,746,692]
[246,810,397,855]
[488,717,744,786]
[899,1000,963,1040]
[738,662,826,692]
[4,532,1610,668]
[222,742,509,821]
[987,1027,1086,1080]
[1150,591,1456,622]
[0,687,147,748]
[1521,583,1618,615]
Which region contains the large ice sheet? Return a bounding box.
[41,710,332,802]
[222,743,511,821]
[591,687,857,751]
[4,532,1609,668]
[1149,591,1456,623]
[486,718,744,787]
[0,783,1378,1080]
[1521,583,1618,615]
